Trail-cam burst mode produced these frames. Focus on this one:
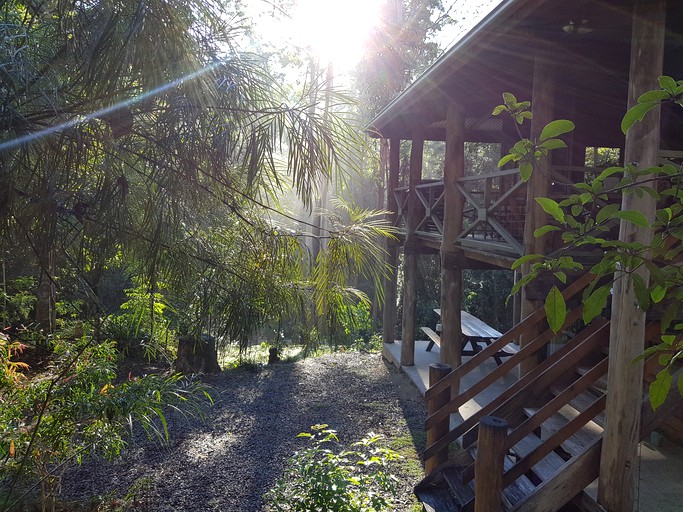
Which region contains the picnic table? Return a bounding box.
[421,309,517,366]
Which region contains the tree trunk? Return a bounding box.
[174,335,221,374]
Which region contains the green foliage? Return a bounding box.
[265,425,402,512]
[0,327,211,511]
[0,277,37,326]
[498,77,683,410]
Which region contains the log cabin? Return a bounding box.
[367,1,683,510]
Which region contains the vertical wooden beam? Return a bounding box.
[598,2,665,510]
[401,138,424,366]
[520,53,556,376]
[425,363,452,474]
[383,138,401,345]
[475,416,508,512]
[440,105,465,369]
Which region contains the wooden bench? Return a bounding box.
[423,310,519,366]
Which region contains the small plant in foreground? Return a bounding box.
[265,424,402,512]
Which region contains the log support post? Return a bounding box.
[401,138,424,366]
[440,105,465,372]
[425,363,452,474]
[475,416,508,512]
[598,2,665,510]
[520,52,556,376]
[383,138,401,345]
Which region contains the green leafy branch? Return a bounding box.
[497,78,683,409]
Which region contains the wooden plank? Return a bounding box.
[461,310,503,339]
[443,467,475,507]
[504,358,608,451]
[425,273,595,401]
[423,317,608,460]
[475,417,509,512]
[416,488,460,512]
[382,138,401,345]
[599,2,665,509]
[400,138,424,366]
[421,326,441,351]
[509,438,602,512]
[511,434,564,481]
[426,363,453,474]
[521,409,598,457]
[440,104,465,369]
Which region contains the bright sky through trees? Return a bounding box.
[248,0,503,74]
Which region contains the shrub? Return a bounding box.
[265,424,402,512]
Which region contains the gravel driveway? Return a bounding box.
[61,351,428,511]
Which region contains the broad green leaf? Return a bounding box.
[534,225,560,237]
[539,120,575,141]
[520,161,533,181]
[621,102,657,134]
[503,92,518,105]
[650,285,666,304]
[644,260,665,287]
[498,153,516,167]
[579,193,592,205]
[613,210,649,227]
[492,104,507,116]
[632,273,650,311]
[658,75,677,93]
[545,285,566,334]
[539,138,567,150]
[596,166,623,182]
[661,335,676,346]
[596,203,620,224]
[511,253,544,270]
[554,271,567,284]
[649,368,672,411]
[536,197,565,223]
[637,90,670,103]
[583,284,611,325]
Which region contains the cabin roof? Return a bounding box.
[368,0,683,145]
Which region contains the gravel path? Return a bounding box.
[61,351,428,511]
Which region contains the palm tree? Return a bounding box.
[0,0,390,350]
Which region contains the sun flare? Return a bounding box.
[291,0,384,70]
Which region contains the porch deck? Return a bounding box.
[382,340,683,511]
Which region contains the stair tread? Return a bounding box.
[576,366,609,393]
[466,448,537,510]
[522,407,601,456]
[443,467,475,507]
[550,387,606,428]
[510,433,565,481]
[415,486,460,512]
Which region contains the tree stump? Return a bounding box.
[174,335,221,374]
[268,347,280,364]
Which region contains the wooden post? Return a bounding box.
[475,416,508,512]
[425,363,452,474]
[383,138,401,345]
[440,105,465,370]
[401,138,424,366]
[598,2,665,511]
[519,52,555,376]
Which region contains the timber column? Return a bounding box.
[519,51,556,376]
[401,138,424,366]
[383,138,401,345]
[440,105,465,369]
[598,1,665,510]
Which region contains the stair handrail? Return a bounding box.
[425,272,596,402]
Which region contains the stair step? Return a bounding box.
[522,407,601,456]
[510,433,565,482]
[443,467,475,507]
[576,366,609,393]
[466,448,537,510]
[415,487,460,512]
[550,387,606,427]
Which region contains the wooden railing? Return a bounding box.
[419,271,683,511]
[391,150,681,256]
[423,273,596,462]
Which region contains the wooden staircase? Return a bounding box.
[416,274,682,512]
